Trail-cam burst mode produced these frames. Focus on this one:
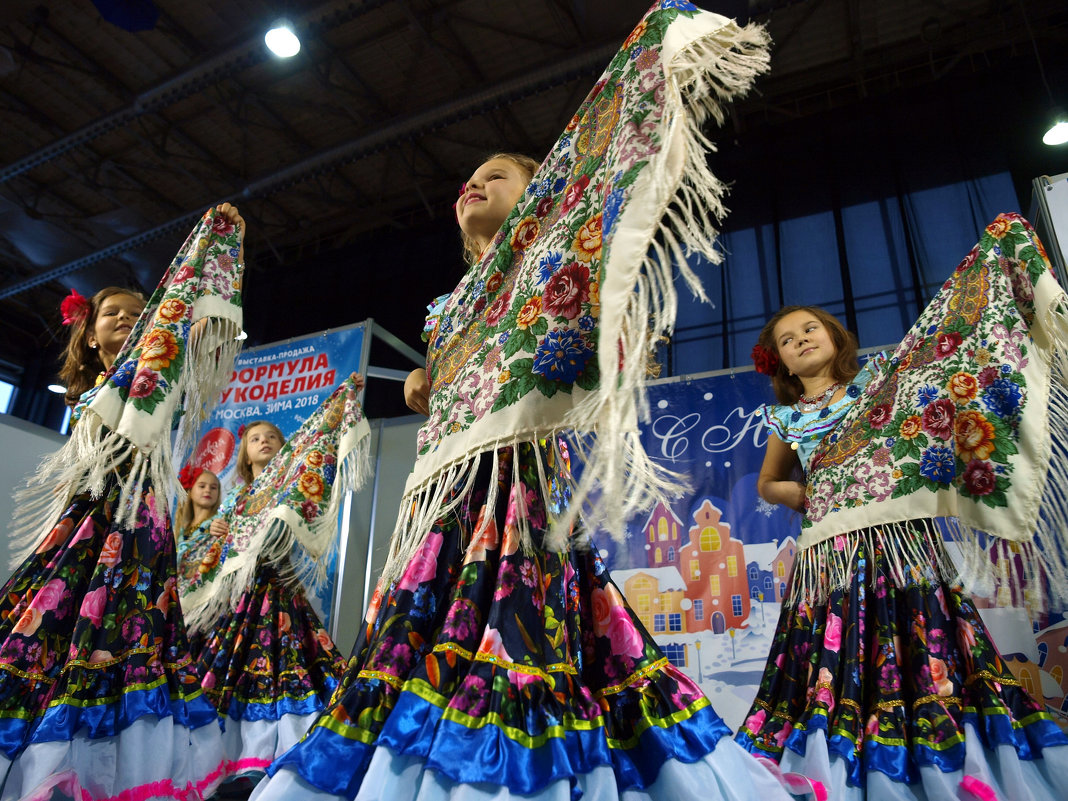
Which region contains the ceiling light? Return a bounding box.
[47,384,66,394]
[236,330,248,341]
[265,19,300,58]
[1021,6,1065,147]
[1043,111,1068,146]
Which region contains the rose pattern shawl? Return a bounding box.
[180,372,371,633]
[386,1,771,584]
[13,209,244,559]
[792,213,1068,606]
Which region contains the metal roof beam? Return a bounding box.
[0,0,393,185]
[0,38,618,300]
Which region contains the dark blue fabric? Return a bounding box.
[224,677,338,722]
[271,688,731,796]
[27,683,219,746]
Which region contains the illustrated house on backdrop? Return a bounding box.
[614,565,689,668]
[679,499,750,633]
[643,500,685,569]
[1026,620,1068,715]
[744,541,778,602]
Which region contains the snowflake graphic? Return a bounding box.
[755,497,776,518]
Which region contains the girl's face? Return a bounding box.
[456,158,530,248]
[191,473,220,510]
[246,424,283,470]
[90,293,144,364]
[772,310,837,378]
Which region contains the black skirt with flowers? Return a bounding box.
[258,441,759,800]
[735,525,1068,795]
[0,472,224,799]
[194,560,347,773]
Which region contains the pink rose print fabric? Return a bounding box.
[267,441,724,796]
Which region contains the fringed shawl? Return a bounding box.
[792,214,1068,608]
[11,209,244,561]
[385,2,771,585]
[180,373,372,633]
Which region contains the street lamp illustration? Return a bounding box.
[758,591,765,625]
[695,638,702,680]
[728,628,736,662]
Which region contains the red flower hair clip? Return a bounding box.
[60,288,91,327]
[178,464,204,491]
[751,343,780,376]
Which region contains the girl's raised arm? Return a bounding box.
[757,434,806,512]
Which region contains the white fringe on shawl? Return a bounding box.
[182,417,371,635]
[380,15,771,588]
[789,292,1068,613]
[9,312,241,566]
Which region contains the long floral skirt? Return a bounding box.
[195,561,346,776]
[252,442,794,801]
[0,477,225,801]
[735,526,1068,801]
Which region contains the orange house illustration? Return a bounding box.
[678,499,750,633]
[615,567,688,636]
[642,500,685,569]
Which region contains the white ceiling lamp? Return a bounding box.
[1043,110,1068,147]
[1022,4,1065,146]
[265,19,301,58]
[47,384,66,394]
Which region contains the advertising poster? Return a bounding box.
[188,322,369,623]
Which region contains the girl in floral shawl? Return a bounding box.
[737,226,1068,801]
[251,159,797,801]
[0,203,246,801]
[184,417,350,779]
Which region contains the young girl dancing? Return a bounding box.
[256,4,791,797]
[256,154,799,801]
[179,393,367,778]
[58,287,146,409]
[174,467,222,562]
[173,466,222,659]
[737,216,1068,800]
[0,203,246,800]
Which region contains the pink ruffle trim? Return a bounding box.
[20,757,237,801]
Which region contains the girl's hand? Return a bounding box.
[353,373,366,392]
[214,202,246,263]
[209,518,230,537]
[404,368,430,416]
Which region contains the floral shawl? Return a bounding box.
[792,214,1068,606]
[179,373,372,633]
[12,209,244,559]
[386,1,771,584]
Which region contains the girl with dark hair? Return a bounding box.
[0,203,246,800]
[58,286,146,408]
[738,220,1068,800]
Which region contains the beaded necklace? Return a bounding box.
[795,382,841,413]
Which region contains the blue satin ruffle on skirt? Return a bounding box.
[269,685,731,796]
[16,682,219,753]
[224,677,339,723]
[743,705,1068,789]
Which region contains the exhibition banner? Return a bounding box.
[191,323,367,485]
[609,370,789,729]
[188,322,369,623]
